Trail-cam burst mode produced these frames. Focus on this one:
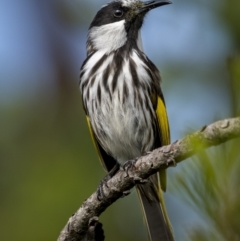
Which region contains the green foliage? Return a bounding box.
[172,56,240,241]
[173,56,240,241]
[174,141,240,241]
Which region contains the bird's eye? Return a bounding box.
[113,9,123,18]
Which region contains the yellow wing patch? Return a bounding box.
[155,96,170,192]
[155,96,170,146]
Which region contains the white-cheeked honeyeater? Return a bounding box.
[79,1,173,240]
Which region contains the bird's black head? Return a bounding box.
[87,0,171,54]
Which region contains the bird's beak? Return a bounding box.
[138,0,172,13]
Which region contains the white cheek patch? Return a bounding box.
[89,20,127,54]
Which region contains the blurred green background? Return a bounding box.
[0,0,239,240]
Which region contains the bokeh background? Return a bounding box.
[0,0,239,240]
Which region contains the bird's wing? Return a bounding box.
[86,115,117,173]
[155,95,170,191]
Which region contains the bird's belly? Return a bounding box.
[89,95,155,165]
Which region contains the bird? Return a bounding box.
[79,1,174,240]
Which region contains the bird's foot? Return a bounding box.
[97,164,120,202]
[122,159,136,175]
[123,159,148,184]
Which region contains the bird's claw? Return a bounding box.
[97,164,120,202]
[123,159,148,184]
[97,176,110,202]
[123,159,137,176]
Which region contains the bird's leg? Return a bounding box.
[97,164,120,202]
[108,163,120,177]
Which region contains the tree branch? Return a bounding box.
[58,117,240,241]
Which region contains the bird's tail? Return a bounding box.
[136,173,174,241]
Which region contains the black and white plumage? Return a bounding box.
[79,1,174,240]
